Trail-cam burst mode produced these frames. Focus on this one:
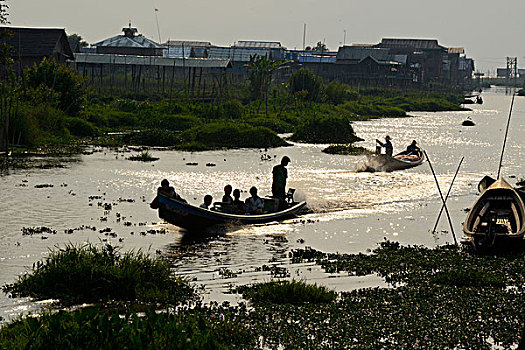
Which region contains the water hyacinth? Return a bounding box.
[2,243,195,305]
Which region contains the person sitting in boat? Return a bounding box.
[406,140,420,155]
[158,179,186,203]
[221,185,234,212]
[245,186,264,214]
[376,136,393,156]
[232,189,245,213]
[200,195,213,209]
[272,156,290,203]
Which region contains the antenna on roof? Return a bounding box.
[154,8,161,44]
[302,24,306,51]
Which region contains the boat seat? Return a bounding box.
[487,196,514,201]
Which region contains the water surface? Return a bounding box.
[0,87,522,320]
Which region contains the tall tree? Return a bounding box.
[312,41,328,52]
[67,34,88,53]
[247,55,281,115]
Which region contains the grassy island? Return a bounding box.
[0,59,467,157]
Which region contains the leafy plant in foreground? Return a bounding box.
[2,243,195,305]
[238,279,336,305]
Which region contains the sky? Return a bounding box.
[7,0,525,72]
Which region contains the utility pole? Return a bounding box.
[302,23,306,51]
[343,30,346,46]
[154,8,161,44]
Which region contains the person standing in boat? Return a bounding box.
[272,156,290,202]
[376,136,393,156]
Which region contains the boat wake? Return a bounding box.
[356,155,385,173]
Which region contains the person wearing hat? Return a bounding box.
[272,156,290,203]
[376,135,393,157]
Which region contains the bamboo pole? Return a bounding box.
[431,157,464,234]
[424,150,458,246]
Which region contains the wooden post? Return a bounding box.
[197,67,203,99]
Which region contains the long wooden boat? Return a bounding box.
[366,149,425,172]
[157,194,307,230]
[463,177,525,248]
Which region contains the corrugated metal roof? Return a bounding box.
[94,35,163,49]
[73,53,231,68]
[164,40,211,47]
[298,55,336,63]
[0,26,74,59]
[379,38,445,50]
[163,46,191,58]
[235,41,282,49]
[337,47,391,61]
[448,47,465,54]
[209,46,269,62]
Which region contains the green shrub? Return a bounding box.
[182,122,289,149]
[239,280,336,305]
[112,98,148,113]
[290,116,363,144]
[65,117,99,137]
[152,114,200,131]
[325,81,358,104]
[245,117,294,133]
[10,103,69,145]
[289,68,324,101]
[25,58,86,116]
[2,243,195,305]
[127,129,182,147]
[221,99,244,119]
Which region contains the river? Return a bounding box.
[0,86,522,320]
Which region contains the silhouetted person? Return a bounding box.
[245,186,263,214]
[200,195,213,209]
[232,189,244,213]
[272,156,290,202]
[376,135,393,156]
[406,140,420,155]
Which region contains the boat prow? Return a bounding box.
[463,177,525,248]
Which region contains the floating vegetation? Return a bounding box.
[186,162,198,166]
[117,198,135,203]
[127,151,159,162]
[238,280,336,305]
[205,163,216,167]
[34,184,54,188]
[2,243,196,305]
[21,226,56,236]
[0,306,255,349]
[322,144,373,155]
